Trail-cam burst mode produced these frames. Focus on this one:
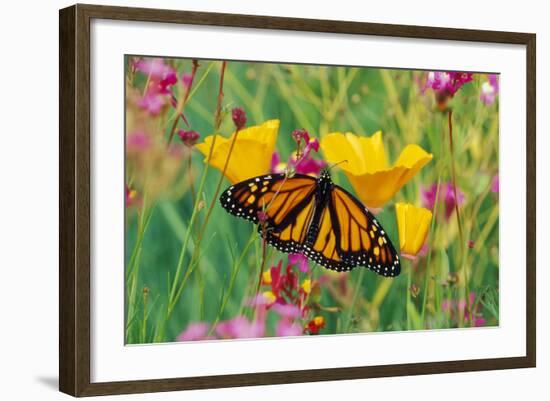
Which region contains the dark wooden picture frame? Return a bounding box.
[59,3,536,397]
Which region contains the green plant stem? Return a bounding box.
[345,268,365,332]
[447,109,472,326]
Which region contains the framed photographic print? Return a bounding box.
[59,3,536,397]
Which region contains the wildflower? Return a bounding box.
[480,74,499,106]
[305,316,325,334]
[262,291,277,305]
[216,316,265,339]
[133,58,178,114]
[421,182,465,220]
[321,131,432,209]
[467,240,475,249]
[276,319,303,337]
[195,119,280,183]
[288,253,309,273]
[272,303,301,319]
[126,130,151,152]
[262,270,272,285]
[395,202,433,260]
[491,174,499,193]
[177,129,200,147]
[423,71,473,110]
[441,292,486,327]
[231,107,247,130]
[137,92,166,115]
[300,279,312,295]
[292,128,310,150]
[125,185,140,208]
[424,71,473,96]
[176,322,209,341]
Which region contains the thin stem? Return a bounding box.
[447,109,472,326]
[345,268,365,332]
[167,60,200,146]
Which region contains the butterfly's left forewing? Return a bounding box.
[329,186,401,277]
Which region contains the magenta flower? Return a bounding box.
[231,107,247,130]
[441,292,486,327]
[176,322,209,341]
[126,130,151,152]
[271,138,326,177]
[480,74,499,105]
[137,93,165,115]
[421,182,465,220]
[216,316,265,339]
[276,319,303,337]
[491,174,499,193]
[177,129,200,147]
[125,185,141,208]
[424,71,473,96]
[271,303,302,319]
[288,253,309,273]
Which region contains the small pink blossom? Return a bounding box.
[182,73,193,89]
[231,107,247,130]
[126,131,151,152]
[491,174,499,193]
[177,129,200,147]
[480,74,499,105]
[442,293,486,327]
[423,71,473,96]
[137,92,166,115]
[176,322,209,341]
[276,319,303,337]
[421,182,465,220]
[288,253,310,273]
[271,303,302,319]
[216,316,265,339]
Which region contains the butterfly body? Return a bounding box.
[219,169,400,277]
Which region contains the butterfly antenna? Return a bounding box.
[327,160,348,171]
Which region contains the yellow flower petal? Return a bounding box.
[262,270,272,285]
[395,202,433,257]
[313,316,325,326]
[301,279,311,295]
[195,119,280,184]
[321,131,432,208]
[262,291,277,304]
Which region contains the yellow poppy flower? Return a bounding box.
[195,119,280,184]
[395,202,433,259]
[320,131,432,209]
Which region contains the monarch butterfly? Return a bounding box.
[219,169,400,276]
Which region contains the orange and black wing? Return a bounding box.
[219,173,317,253]
[328,186,401,277]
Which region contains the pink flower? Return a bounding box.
[137,92,166,115]
[480,74,499,105]
[271,303,301,319]
[424,71,473,96]
[216,316,265,339]
[125,185,141,208]
[276,319,303,337]
[421,182,465,220]
[176,322,209,341]
[442,293,486,327]
[126,130,151,152]
[134,58,173,79]
[271,139,326,177]
[288,253,309,273]
[231,107,247,130]
[491,174,499,193]
[177,129,200,147]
